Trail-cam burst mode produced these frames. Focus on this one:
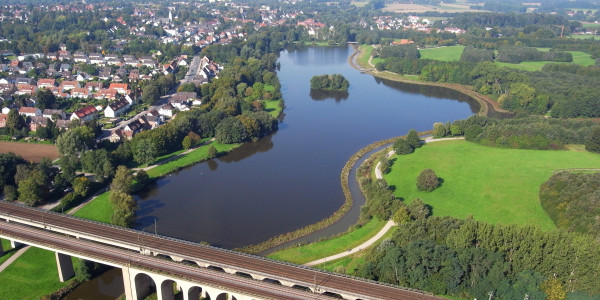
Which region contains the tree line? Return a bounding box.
[310,74,350,91]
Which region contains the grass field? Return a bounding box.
[72,192,113,224]
[0,247,77,300]
[383,140,600,230]
[419,45,465,62]
[496,50,595,71]
[264,99,282,118]
[351,1,369,7]
[582,22,600,28]
[0,238,18,266]
[267,218,386,264]
[570,34,598,40]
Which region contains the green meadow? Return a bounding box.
[384,140,600,230]
[419,45,465,62]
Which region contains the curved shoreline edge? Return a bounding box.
[240,130,433,255]
[347,45,511,118]
[242,45,509,255]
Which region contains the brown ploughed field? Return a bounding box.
[0,141,59,162]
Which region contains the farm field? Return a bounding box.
[384,140,600,231]
[419,45,465,62]
[383,2,483,13]
[0,141,59,162]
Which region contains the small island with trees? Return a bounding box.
[310,74,350,91]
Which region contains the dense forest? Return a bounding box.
[540,172,600,239]
[357,216,600,299]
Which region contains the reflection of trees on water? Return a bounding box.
[373,77,480,113]
[309,89,350,102]
[218,133,276,163]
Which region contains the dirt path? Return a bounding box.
[304,220,396,267]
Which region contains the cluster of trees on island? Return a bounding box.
[310,74,350,91]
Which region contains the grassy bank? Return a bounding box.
[384,140,600,230]
[72,192,112,224]
[145,142,239,178]
[267,217,386,264]
[0,247,77,300]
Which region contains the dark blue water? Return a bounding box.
[135,46,478,249]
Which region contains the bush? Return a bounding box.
[585,126,600,153]
[3,185,18,201]
[416,169,440,192]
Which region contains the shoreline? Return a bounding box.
[347,45,512,118]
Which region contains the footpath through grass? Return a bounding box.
[384,140,600,230]
[0,247,77,300]
[267,218,386,265]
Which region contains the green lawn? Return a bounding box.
[267,218,386,264]
[495,50,595,71]
[0,238,17,266]
[145,142,239,179]
[384,140,600,230]
[582,22,600,28]
[72,192,113,224]
[264,99,282,118]
[419,45,465,62]
[570,35,598,40]
[358,45,375,68]
[0,247,77,300]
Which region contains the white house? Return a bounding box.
[104,97,132,118]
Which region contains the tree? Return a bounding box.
[392,206,411,224]
[177,82,197,94]
[135,170,150,187]
[207,145,217,159]
[408,198,431,220]
[542,278,566,300]
[6,109,25,135]
[585,126,600,153]
[417,169,440,192]
[109,190,136,227]
[433,122,447,138]
[111,165,133,194]
[18,177,43,206]
[406,129,422,149]
[35,89,56,111]
[215,117,247,143]
[56,125,95,157]
[393,138,414,155]
[3,185,18,201]
[142,84,159,105]
[133,138,157,165]
[72,176,90,197]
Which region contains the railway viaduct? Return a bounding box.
[0,201,443,300]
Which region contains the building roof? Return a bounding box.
[19,107,39,114]
[73,105,98,119]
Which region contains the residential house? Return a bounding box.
[89,53,105,65]
[43,109,66,120]
[59,63,72,72]
[169,92,196,109]
[128,69,140,81]
[18,107,42,117]
[98,68,112,81]
[109,83,129,94]
[105,54,121,65]
[56,119,72,130]
[73,52,89,63]
[76,73,91,81]
[15,77,34,85]
[139,115,163,129]
[48,87,69,98]
[28,116,48,131]
[94,88,118,100]
[123,55,138,67]
[109,130,125,142]
[159,104,175,117]
[140,56,155,68]
[104,97,132,118]
[71,88,90,98]
[85,82,103,92]
[37,78,56,89]
[60,81,80,91]
[70,105,98,122]
[0,83,16,95]
[16,84,37,95]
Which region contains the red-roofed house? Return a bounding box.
[16,84,37,95]
[70,105,98,122]
[94,88,118,100]
[108,83,130,94]
[37,78,56,89]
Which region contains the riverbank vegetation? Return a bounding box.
[267,217,386,265]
